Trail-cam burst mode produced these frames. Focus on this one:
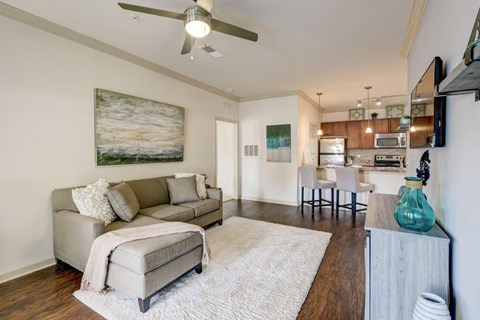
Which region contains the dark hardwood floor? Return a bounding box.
[0,200,366,319]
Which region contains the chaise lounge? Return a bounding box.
[52,175,222,312]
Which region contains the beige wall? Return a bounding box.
[239,96,299,206]
[0,15,238,280]
[407,0,480,318]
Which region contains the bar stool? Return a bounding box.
[334,167,374,219]
[299,166,336,215]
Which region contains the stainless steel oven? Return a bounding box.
[374,133,406,149]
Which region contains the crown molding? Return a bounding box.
[0,2,239,101]
[240,90,322,111]
[401,0,429,58]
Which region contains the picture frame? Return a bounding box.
[95,89,185,165]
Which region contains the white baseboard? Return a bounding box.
[240,196,298,207]
[0,258,56,284]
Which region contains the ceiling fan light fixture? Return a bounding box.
[376,98,382,105]
[185,7,211,38]
[356,99,362,107]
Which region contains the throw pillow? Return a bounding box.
[106,182,140,222]
[72,178,117,226]
[175,172,208,199]
[166,176,200,205]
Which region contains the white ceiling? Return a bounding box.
[2,0,413,109]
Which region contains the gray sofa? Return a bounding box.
[52,175,222,272]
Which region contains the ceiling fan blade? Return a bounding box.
[181,34,196,55]
[118,3,184,20]
[211,19,258,42]
[194,0,215,13]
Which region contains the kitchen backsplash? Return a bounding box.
[348,149,406,166]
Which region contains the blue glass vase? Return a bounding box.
[394,177,435,232]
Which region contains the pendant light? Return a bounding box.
[317,92,324,136]
[365,86,373,134]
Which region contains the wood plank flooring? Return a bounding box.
[0,200,366,319]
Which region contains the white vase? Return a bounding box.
[412,292,451,320]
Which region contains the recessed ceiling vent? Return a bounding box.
[201,45,224,58]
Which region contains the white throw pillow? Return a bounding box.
[175,172,207,199]
[72,178,117,226]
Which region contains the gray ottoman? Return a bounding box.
[105,231,204,312]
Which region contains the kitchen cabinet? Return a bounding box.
[389,118,401,132]
[321,121,347,137]
[365,194,449,320]
[346,121,361,149]
[374,119,389,133]
[359,120,374,149]
[322,118,403,149]
[410,116,434,148]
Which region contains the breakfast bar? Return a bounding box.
[316,165,406,205]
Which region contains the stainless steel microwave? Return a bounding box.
[374,133,406,148]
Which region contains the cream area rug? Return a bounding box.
[74,216,332,320]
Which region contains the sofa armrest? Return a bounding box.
[206,188,223,201]
[53,210,105,272]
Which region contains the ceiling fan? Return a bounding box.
[118,0,258,55]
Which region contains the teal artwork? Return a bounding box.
[266,124,291,163]
[95,89,185,165]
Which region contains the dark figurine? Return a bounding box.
[416,150,431,186]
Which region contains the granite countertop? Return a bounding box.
[317,165,406,173]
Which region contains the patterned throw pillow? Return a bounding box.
[175,172,208,199]
[72,178,116,226]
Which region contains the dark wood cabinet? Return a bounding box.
[389,118,401,132]
[374,119,390,134]
[321,121,347,137]
[320,122,335,136]
[359,120,374,149]
[347,121,361,149]
[322,118,404,149]
[410,116,434,148]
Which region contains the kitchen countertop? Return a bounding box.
[317,165,406,174]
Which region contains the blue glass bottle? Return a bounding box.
[394,177,435,232]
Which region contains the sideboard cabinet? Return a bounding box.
[364,194,450,320]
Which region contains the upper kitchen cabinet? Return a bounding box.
[374,119,390,133]
[322,117,405,149]
[389,118,401,132]
[360,121,374,149]
[321,121,347,137]
[347,120,374,149]
[347,121,361,149]
[410,116,434,148]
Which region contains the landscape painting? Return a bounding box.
[95,89,185,165]
[266,124,291,163]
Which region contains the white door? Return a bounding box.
[215,120,238,200]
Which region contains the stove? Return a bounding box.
[374,154,404,168]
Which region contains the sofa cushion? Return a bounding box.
[106,182,140,222]
[105,215,165,233]
[109,231,203,274]
[166,176,200,205]
[138,204,194,222]
[71,178,116,226]
[174,173,208,199]
[179,199,220,218]
[125,177,171,209]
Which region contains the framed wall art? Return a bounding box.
[266,124,291,163]
[349,108,365,120]
[385,104,405,118]
[95,89,185,165]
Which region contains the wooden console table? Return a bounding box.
[364,193,450,320]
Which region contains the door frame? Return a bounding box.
[215,117,239,199]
